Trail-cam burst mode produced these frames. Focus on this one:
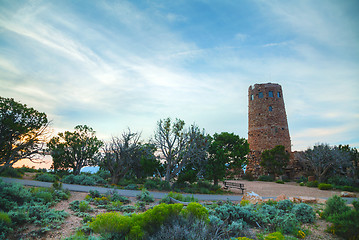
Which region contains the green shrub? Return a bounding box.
[0,167,23,178]
[258,175,275,182]
[343,185,355,192]
[0,179,31,211]
[306,180,319,187]
[296,176,308,183]
[318,183,332,190]
[79,201,92,212]
[62,174,101,186]
[34,191,53,203]
[276,200,294,212]
[275,180,284,184]
[291,203,315,223]
[35,173,57,182]
[89,190,101,198]
[0,211,12,240]
[182,202,208,220]
[136,189,154,203]
[108,191,130,204]
[265,231,285,240]
[326,200,359,239]
[90,203,184,239]
[299,182,305,186]
[124,184,139,190]
[322,195,350,220]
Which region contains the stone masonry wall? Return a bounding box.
[246,83,292,177]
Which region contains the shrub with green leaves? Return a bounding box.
[306,180,318,188]
[62,174,104,186]
[321,195,350,220]
[318,183,332,190]
[0,179,31,211]
[276,200,293,212]
[35,173,57,182]
[265,231,285,240]
[0,211,12,240]
[136,189,154,203]
[291,203,315,223]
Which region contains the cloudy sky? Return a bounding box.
[0,0,358,151]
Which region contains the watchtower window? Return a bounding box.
[251,94,254,101]
[268,91,274,97]
[258,92,263,98]
[277,92,281,98]
[269,106,273,111]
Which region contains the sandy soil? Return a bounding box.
[222,180,348,198]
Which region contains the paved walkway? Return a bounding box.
[2,177,357,203]
[1,177,242,201]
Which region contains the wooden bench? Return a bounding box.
[223,181,246,194]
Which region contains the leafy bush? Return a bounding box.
[322,195,350,220]
[136,189,154,203]
[213,204,256,226]
[0,179,31,211]
[0,167,23,178]
[34,191,53,203]
[318,183,332,190]
[327,175,359,188]
[108,191,130,204]
[124,183,139,190]
[79,201,92,212]
[35,173,57,182]
[265,231,285,240]
[325,199,359,239]
[306,180,318,188]
[275,180,284,184]
[296,176,308,183]
[0,211,12,240]
[62,174,103,186]
[276,200,294,212]
[89,190,101,198]
[258,175,275,182]
[291,203,315,223]
[90,203,185,239]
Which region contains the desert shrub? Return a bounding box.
[213,204,256,226]
[0,211,12,239]
[35,173,57,182]
[0,179,31,211]
[119,205,136,213]
[144,179,158,189]
[275,180,284,184]
[325,199,359,239]
[93,196,110,205]
[299,182,305,186]
[182,202,209,220]
[322,195,350,220]
[8,206,29,224]
[79,201,93,212]
[108,191,130,204]
[34,191,53,203]
[0,167,23,178]
[124,183,139,190]
[291,203,315,223]
[327,175,359,188]
[89,190,101,198]
[306,180,318,188]
[62,174,101,186]
[318,183,332,190]
[148,215,221,240]
[136,189,154,203]
[90,203,184,239]
[243,171,255,181]
[276,199,294,212]
[258,175,275,182]
[96,170,111,180]
[52,180,63,190]
[240,200,251,207]
[273,213,299,234]
[265,231,285,240]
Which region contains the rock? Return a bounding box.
[341,191,357,198]
[292,196,318,203]
[263,198,274,203]
[275,194,287,201]
[242,191,263,204]
[317,198,327,204]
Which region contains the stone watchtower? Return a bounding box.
[246,83,291,176]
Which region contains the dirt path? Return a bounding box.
[46,192,88,240]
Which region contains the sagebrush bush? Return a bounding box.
[318,183,332,190]
[265,231,285,240]
[258,175,275,182]
[62,174,103,186]
[291,203,315,223]
[276,200,293,212]
[0,211,12,240]
[0,179,31,211]
[136,189,154,203]
[35,173,57,182]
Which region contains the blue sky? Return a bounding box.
[0,0,358,151]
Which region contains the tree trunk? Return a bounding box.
[214,178,219,186]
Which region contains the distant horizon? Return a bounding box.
[1,1,358,151]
